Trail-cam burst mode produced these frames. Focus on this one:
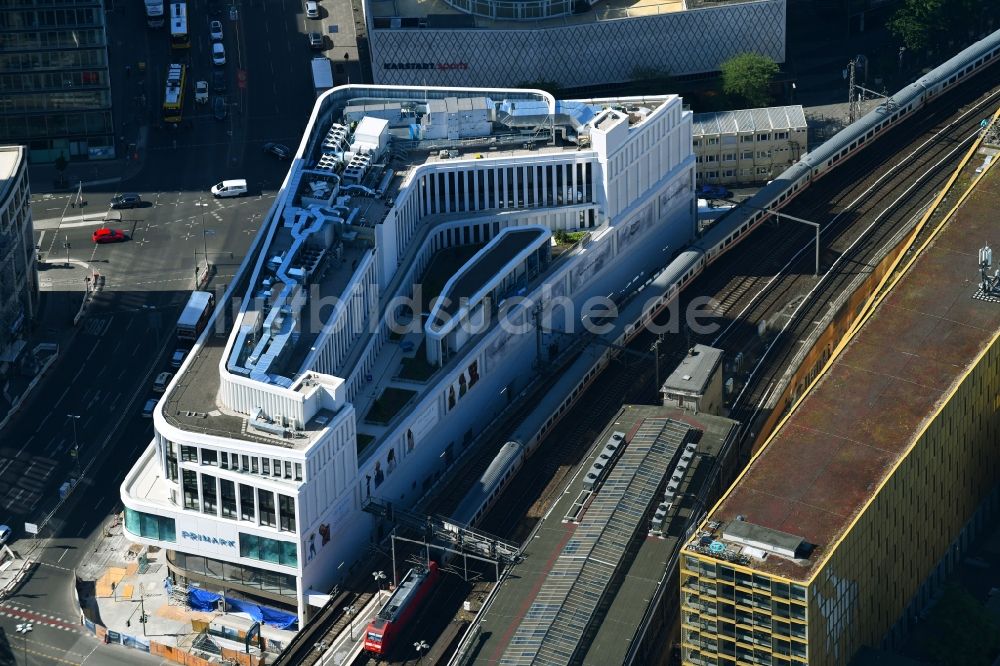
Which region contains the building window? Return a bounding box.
[238,533,297,567]
[182,470,199,511]
[251,457,259,474]
[241,455,249,471]
[724,153,736,162]
[705,155,716,163]
[757,133,770,141]
[202,474,218,515]
[741,151,753,160]
[166,442,178,482]
[220,479,236,519]
[258,489,276,527]
[740,135,753,143]
[707,137,719,145]
[272,459,281,477]
[693,139,701,147]
[220,452,229,469]
[262,458,269,476]
[181,446,198,462]
[278,495,296,533]
[202,449,217,466]
[775,131,789,140]
[284,461,292,479]
[124,508,176,542]
[294,463,302,481]
[756,150,771,159]
[756,167,769,175]
[239,483,255,521]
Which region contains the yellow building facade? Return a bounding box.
[680,138,1000,665]
[681,332,1000,665]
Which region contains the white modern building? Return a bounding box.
[121,85,696,626]
[369,0,786,90]
[0,145,38,372]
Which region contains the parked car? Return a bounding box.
[212,69,227,93]
[110,193,142,209]
[153,371,174,393]
[212,42,226,66]
[210,20,223,41]
[210,179,248,198]
[263,142,290,160]
[92,228,127,244]
[696,184,732,200]
[170,349,187,368]
[213,95,228,121]
[0,525,11,545]
[305,0,319,18]
[308,32,323,49]
[141,398,158,418]
[195,80,209,104]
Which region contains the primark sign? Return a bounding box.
[182,530,236,548]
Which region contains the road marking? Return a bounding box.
[0,604,85,634]
[37,561,74,573]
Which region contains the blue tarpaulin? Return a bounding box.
[226,596,298,630]
[187,588,221,611]
[187,589,298,630]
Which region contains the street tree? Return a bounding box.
[720,53,778,108]
[889,0,945,51]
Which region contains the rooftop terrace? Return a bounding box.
[699,161,1000,581]
[432,226,548,321]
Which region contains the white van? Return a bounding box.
[211,179,248,198]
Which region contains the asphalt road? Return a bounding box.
[1,1,322,663]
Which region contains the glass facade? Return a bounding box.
[124,507,176,542]
[0,0,114,162]
[238,533,297,567]
[168,549,298,597]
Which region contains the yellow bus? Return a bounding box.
[162,63,186,124]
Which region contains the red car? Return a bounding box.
[92,228,127,244]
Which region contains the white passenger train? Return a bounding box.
[449,30,1000,530]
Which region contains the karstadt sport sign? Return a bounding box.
[382,62,469,71]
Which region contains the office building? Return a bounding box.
[368,0,785,90]
[692,106,808,187]
[0,145,37,371]
[0,0,115,162]
[121,85,697,625]
[679,166,1000,665]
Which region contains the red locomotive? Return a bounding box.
[363,561,439,655]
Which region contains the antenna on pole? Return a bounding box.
[975,244,1000,301]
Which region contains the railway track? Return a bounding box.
[724,86,1000,446]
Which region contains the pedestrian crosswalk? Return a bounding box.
[0,603,84,633]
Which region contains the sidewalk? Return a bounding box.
[76,519,296,663]
[0,264,105,431]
